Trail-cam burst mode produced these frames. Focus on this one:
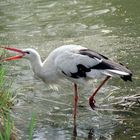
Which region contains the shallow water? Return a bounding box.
[0,0,140,139]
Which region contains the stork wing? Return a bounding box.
[55,48,132,80]
[55,49,105,79]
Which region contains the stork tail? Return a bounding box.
[121,74,132,81]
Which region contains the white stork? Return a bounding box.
[0,44,132,125]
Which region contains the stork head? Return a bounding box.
[0,46,39,61]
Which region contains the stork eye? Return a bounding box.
[26,51,30,54]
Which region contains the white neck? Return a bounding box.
[27,51,59,83]
[29,55,43,76]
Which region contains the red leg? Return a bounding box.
[73,83,78,136]
[89,76,111,109]
[73,83,78,121]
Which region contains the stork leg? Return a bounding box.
[73,83,78,136]
[89,76,111,109]
[73,83,78,120]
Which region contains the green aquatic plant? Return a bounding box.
[0,67,13,113]
[0,66,16,140]
[28,113,36,140]
[0,114,16,140]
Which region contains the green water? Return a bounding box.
[0,0,140,139]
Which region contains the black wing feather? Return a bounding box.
[62,48,132,81]
[79,49,109,60]
[79,49,132,81]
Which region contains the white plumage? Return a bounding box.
[1,44,132,125]
[19,44,131,84]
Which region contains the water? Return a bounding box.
[0,0,140,139]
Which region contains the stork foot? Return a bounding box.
[89,96,97,110]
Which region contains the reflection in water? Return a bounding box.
[88,129,94,140]
[73,128,94,140]
[73,124,77,139]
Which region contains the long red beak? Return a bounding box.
[0,46,25,61]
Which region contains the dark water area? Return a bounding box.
[0,0,140,139]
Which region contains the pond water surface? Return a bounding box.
[0,0,140,140]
